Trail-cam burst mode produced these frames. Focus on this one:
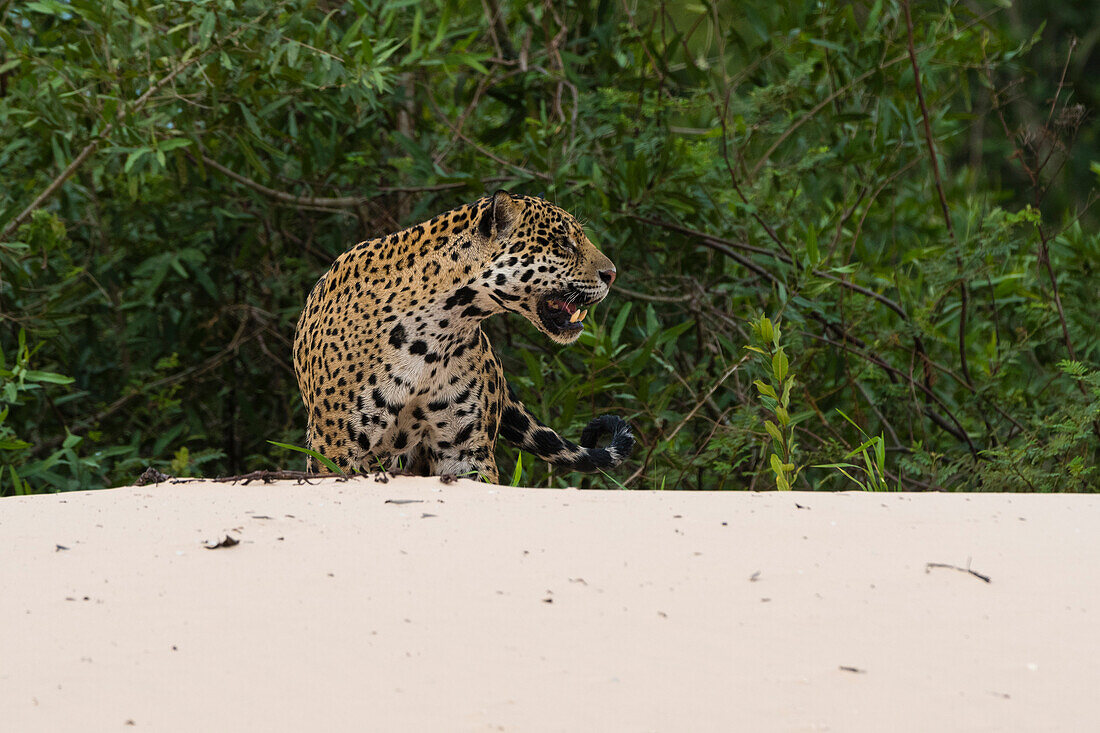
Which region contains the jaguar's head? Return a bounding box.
[478,191,617,345]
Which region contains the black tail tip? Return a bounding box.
[580,414,636,462]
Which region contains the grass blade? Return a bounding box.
[268,440,343,475]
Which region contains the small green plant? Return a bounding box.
[165,446,224,478]
[814,410,891,491]
[267,440,342,474]
[746,315,800,491]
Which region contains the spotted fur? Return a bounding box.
[292,191,636,482]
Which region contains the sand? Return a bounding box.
[2,476,1098,732]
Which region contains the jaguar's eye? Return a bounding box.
[558,238,577,254]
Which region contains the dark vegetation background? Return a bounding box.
[2,0,1097,493]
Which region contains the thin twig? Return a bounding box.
[903,1,955,244]
[716,93,792,262]
[612,284,692,303]
[629,215,912,320]
[673,407,733,490]
[197,153,472,208]
[1044,38,1078,134]
[984,47,1082,371]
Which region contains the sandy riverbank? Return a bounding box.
[2,476,1097,731]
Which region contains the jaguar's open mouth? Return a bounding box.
[537,294,598,337]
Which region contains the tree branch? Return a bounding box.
[196,153,479,208]
[612,284,692,303]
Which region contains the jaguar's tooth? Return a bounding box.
[578,309,588,322]
[569,309,582,323]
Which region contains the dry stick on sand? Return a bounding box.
[925,561,992,584]
[213,470,347,485]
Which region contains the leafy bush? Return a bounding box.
[1,0,1096,492]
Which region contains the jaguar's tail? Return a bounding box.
[499,386,635,473]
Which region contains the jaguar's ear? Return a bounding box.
[478,189,521,240]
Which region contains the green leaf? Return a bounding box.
[158,138,192,152]
[772,349,789,383]
[805,227,819,264]
[238,103,264,139]
[198,11,216,50]
[611,302,632,346]
[124,148,148,174]
[0,437,32,450]
[844,437,881,460]
[862,448,876,487]
[461,55,490,75]
[24,370,74,385]
[410,7,422,51]
[26,1,68,15]
[340,13,369,52]
[657,319,695,347]
[781,377,794,408]
[10,465,26,495]
[754,380,777,400]
[808,37,846,52]
[757,317,774,344]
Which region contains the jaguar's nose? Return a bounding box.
[598,267,617,286]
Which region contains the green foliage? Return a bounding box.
[1,0,1097,492]
[0,323,124,492]
[968,361,1099,492]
